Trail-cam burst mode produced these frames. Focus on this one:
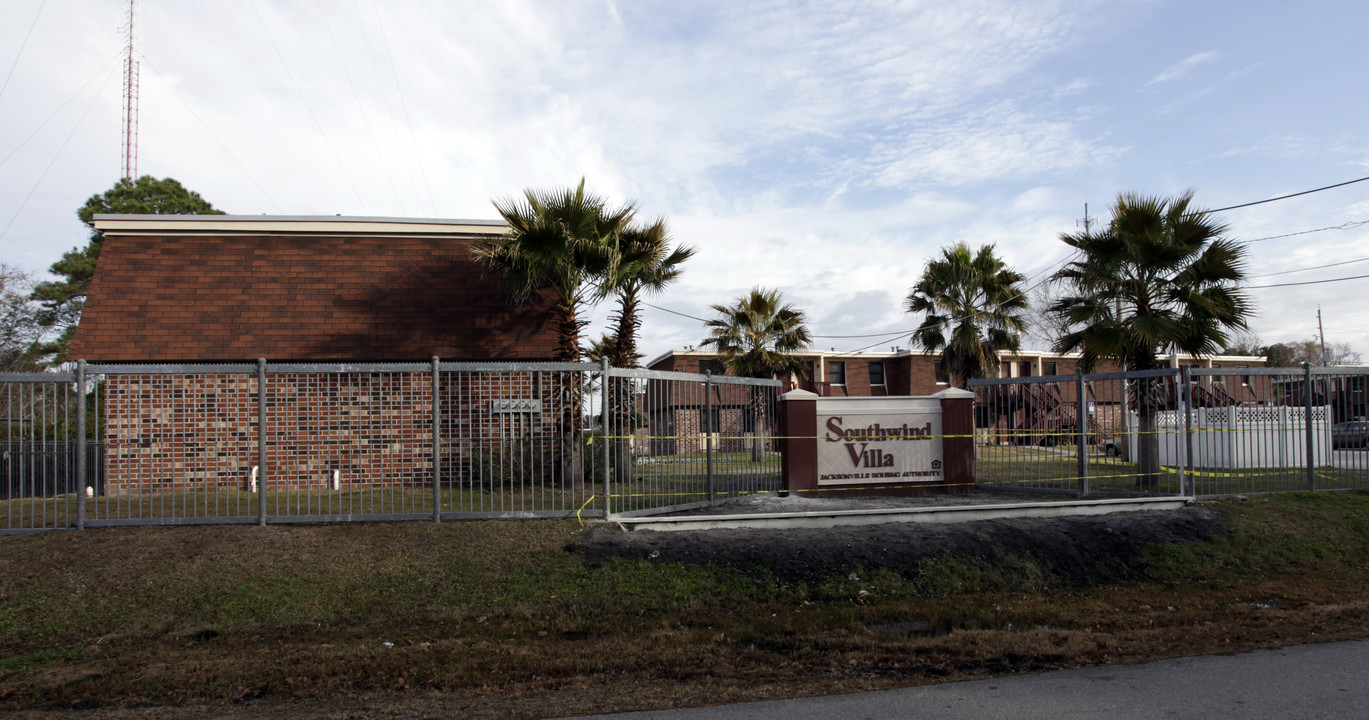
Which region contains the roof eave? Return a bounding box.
[91,214,508,236]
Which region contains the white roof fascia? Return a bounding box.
[91,214,507,236]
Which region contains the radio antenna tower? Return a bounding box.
[120,0,141,181]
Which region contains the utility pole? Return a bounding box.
[1317,307,1328,365]
[1074,203,1123,456]
[120,0,140,181]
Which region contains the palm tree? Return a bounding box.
[904,242,1027,389]
[476,179,635,362]
[703,288,812,462]
[1050,190,1251,486]
[596,226,694,482]
[703,288,812,380]
[602,218,696,369]
[476,179,635,487]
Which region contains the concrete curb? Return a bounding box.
[604,496,1193,532]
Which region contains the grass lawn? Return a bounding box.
[3,491,1369,717]
[976,444,1369,496]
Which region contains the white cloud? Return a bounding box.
[1,0,1366,363]
[868,103,1122,189]
[1145,50,1221,87]
[1053,78,1094,100]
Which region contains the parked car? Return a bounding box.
[1332,421,1369,449]
[1099,437,1125,457]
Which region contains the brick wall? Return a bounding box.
[102,371,580,493]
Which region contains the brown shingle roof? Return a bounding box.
[71,217,557,362]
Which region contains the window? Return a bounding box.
[1042,361,1057,376]
[1239,365,1250,386]
[829,361,846,385]
[935,361,950,385]
[702,407,720,433]
[868,362,885,386]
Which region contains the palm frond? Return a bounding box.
[1048,191,1251,370]
[703,287,811,379]
[904,242,1027,387]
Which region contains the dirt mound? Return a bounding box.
[582,507,1223,585]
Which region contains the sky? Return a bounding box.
[2,0,1367,364]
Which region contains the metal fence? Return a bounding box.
[17,358,1362,532]
[608,367,783,517]
[0,360,781,533]
[970,365,1369,498]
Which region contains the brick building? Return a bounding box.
[645,347,1271,449]
[647,348,1269,398]
[71,215,562,492]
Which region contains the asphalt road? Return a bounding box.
[564,639,1369,720]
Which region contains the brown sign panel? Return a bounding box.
[816,398,943,486]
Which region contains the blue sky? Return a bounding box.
[1,0,1366,362]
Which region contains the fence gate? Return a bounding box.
[603,365,782,518]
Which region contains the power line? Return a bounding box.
[644,246,1080,354]
[814,329,916,339]
[827,245,1079,353]
[843,331,916,354]
[315,0,406,214]
[0,51,120,170]
[372,0,436,217]
[0,0,45,106]
[643,302,708,323]
[140,55,281,213]
[1240,219,1369,244]
[247,0,369,213]
[1210,175,1369,213]
[1248,255,1369,279]
[653,185,1369,356]
[1246,273,1369,289]
[646,301,921,346]
[353,0,425,217]
[0,61,118,243]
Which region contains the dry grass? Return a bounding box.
[3,492,1369,718]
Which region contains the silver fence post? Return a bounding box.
[1075,366,1088,497]
[1182,365,1195,497]
[600,357,612,519]
[75,359,87,530]
[257,358,267,527]
[1304,362,1315,492]
[704,370,714,503]
[1173,369,1186,497]
[432,356,441,523]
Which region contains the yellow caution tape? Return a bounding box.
[575,494,598,527]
